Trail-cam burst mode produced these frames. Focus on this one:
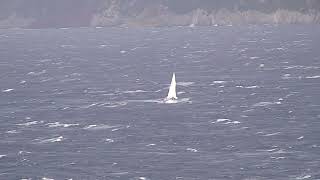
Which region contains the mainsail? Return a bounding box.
[166,73,177,100]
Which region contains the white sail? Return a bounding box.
[166,73,177,100]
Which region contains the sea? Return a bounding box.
[0,25,319,180]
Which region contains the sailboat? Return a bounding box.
[164,73,178,103]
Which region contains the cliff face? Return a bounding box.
[0,0,320,29]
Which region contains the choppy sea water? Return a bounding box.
[0,25,320,180]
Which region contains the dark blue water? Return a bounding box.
[0,25,320,180]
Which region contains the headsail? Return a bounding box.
[166,73,177,100]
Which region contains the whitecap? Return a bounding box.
[60,78,80,83]
[60,45,74,48]
[212,81,226,84]
[100,101,127,108]
[249,56,259,60]
[17,121,41,126]
[46,122,79,128]
[120,50,127,54]
[20,80,26,84]
[296,175,312,179]
[297,136,304,140]
[38,136,64,143]
[259,148,278,152]
[110,172,129,176]
[84,124,118,130]
[216,119,231,123]
[146,144,156,146]
[281,74,292,79]
[263,132,281,136]
[186,148,198,152]
[177,82,194,86]
[270,156,285,160]
[105,138,114,143]
[6,130,19,134]
[42,177,55,180]
[224,121,241,124]
[27,70,46,76]
[0,155,6,158]
[305,75,320,79]
[18,151,31,155]
[80,103,98,109]
[2,88,14,92]
[245,86,259,89]
[253,102,281,107]
[122,90,147,94]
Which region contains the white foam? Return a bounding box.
[245,86,259,89]
[146,144,156,146]
[60,45,74,48]
[224,121,241,124]
[138,177,147,180]
[253,101,281,107]
[263,132,281,136]
[212,81,226,84]
[305,75,320,79]
[0,155,6,158]
[17,121,42,126]
[6,130,19,134]
[284,65,319,70]
[18,151,31,155]
[47,122,79,128]
[80,103,98,109]
[2,88,14,92]
[258,148,278,152]
[249,56,259,60]
[84,124,117,130]
[38,136,64,143]
[120,50,127,54]
[186,148,198,152]
[105,138,114,143]
[27,70,46,76]
[42,177,55,180]
[20,80,27,84]
[297,136,304,140]
[296,175,312,179]
[122,90,147,94]
[282,74,292,79]
[270,156,285,160]
[100,101,127,108]
[216,119,230,123]
[177,82,194,86]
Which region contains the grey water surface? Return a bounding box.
[0,25,320,180]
